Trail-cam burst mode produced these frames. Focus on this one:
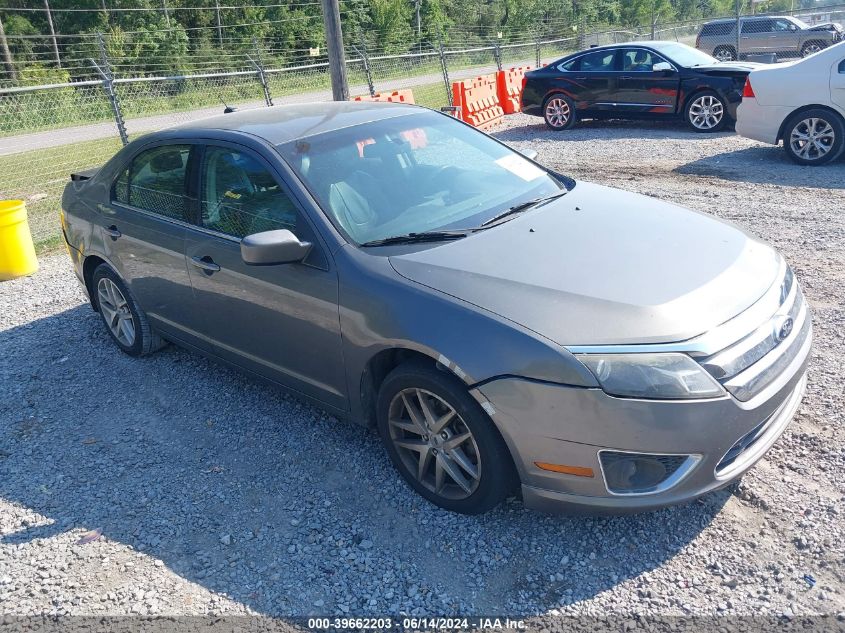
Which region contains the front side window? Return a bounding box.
[113,144,190,221]
[579,50,617,72]
[200,147,299,239]
[621,49,663,72]
[773,19,794,32]
[276,111,566,245]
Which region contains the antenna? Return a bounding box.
[220,98,238,114]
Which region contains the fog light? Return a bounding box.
[599,451,698,495]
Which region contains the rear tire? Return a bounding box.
[376,360,517,514]
[542,94,577,131]
[684,90,728,133]
[92,263,166,357]
[713,45,737,62]
[782,108,845,166]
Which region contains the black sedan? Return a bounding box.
[521,41,759,132]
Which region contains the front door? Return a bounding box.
[832,57,845,110]
[615,48,679,114]
[103,142,200,342]
[184,143,347,410]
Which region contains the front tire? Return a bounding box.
[800,40,825,57]
[92,263,166,357]
[782,109,845,165]
[543,94,576,131]
[684,90,728,133]
[376,361,517,514]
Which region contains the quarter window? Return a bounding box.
[113,144,191,221]
[200,147,299,239]
[579,50,616,72]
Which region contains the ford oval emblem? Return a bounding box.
[775,317,794,342]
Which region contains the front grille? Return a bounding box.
[698,267,811,402]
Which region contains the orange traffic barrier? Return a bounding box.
[352,89,415,104]
[451,74,504,130]
[496,65,533,114]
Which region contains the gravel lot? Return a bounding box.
[1,114,844,627]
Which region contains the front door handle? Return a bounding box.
[190,255,221,274]
[104,225,121,240]
[621,75,632,80]
[575,76,587,80]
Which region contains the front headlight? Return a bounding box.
[575,353,725,400]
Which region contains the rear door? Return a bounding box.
[183,142,347,410]
[570,49,620,112]
[614,48,679,114]
[740,18,774,54]
[103,142,201,343]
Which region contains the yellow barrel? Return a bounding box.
[0,200,39,281]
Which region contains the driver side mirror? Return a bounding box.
[653,61,675,74]
[241,229,312,265]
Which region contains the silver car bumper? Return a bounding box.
[474,268,812,514]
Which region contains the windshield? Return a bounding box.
[276,110,566,245]
[653,42,717,67]
[791,17,810,29]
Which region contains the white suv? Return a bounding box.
[736,41,845,165]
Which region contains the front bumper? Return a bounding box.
[474,323,811,515]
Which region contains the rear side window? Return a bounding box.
[579,50,616,72]
[701,22,732,36]
[557,58,577,72]
[840,59,845,73]
[742,19,773,34]
[113,145,191,221]
[199,146,299,239]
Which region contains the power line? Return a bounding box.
[0,2,324,12]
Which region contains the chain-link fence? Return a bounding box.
[2,5,843,251]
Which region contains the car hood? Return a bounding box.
[808,22,842,32]
[389,182,781,346]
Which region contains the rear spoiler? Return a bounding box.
[70,167,100,182]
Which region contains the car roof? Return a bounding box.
[569,41,684,53]
[171,100,422,145]
[705,15,790,23]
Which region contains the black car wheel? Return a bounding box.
[92,263,166,357]
[713,46,736,62]
[543,94,576,131]
[783,108,845,165]
[684,91,728,133]
[800,40,825,57]
[376,360,517,514]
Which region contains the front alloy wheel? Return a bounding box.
[388,388,482,500]
[801,41,823,57]
[376,361,516,514]
[686,92,726,132]
[784,110,845,165]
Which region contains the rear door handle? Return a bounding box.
[104,225,121,239]
[575,76,587,80]
[190,255,221,273]
[621,75,632,80]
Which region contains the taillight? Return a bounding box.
[696,33,701,48]
[742,77,755,99]
[521,76,528,92]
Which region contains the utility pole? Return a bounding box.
[215,0,223,46]
[320,0,349,101]
[44,0,61,68]
[735,0,741,60]
[162,0,170,27]
[411,0,421,38]
[0,14,16,81]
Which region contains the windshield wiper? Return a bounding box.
[360,230,469,247]
[479,190,569,228]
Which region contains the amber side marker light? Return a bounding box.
[535,462,595,478]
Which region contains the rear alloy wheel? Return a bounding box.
[783,109,845,165]
[377,361,516,514]
[92,263,166,357]
[800,41,824,57]
[713,46,736,62]
[685,91,727,133]
[543,94,576,131]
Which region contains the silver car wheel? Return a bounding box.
[97,277,136,347]
[688,95,724,130]
[545,98,571,128]
[387,388,482,500]
[802,43,822,56]
[714,48,735,62]
[789,117,835,161]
